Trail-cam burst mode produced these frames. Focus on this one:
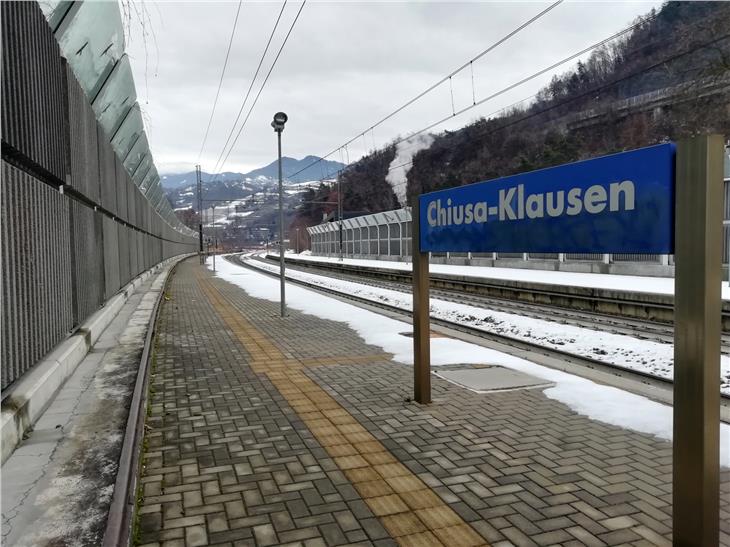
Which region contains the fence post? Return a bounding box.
[673,134,723,545]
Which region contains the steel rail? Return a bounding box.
[263,256,730,350]
[268,255,730,332]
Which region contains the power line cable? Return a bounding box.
[310,25,727,186]
[208,0,289,177]
[213,0,307,179]
[385,32,730,179]
[197,0,244,162]
[286,0,563,181]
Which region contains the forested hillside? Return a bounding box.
[294,1,730,237]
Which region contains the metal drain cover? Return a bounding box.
[435,367,553,393]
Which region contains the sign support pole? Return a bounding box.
[412,198,431,404]
[673,134,723,545]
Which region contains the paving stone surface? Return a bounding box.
[135,258,730,546]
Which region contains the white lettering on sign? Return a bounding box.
[426,180,635,227]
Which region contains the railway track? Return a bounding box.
[263,255,730,351]
[269,255,730,334]
[229,254,730,416]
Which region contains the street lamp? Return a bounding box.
[272,112,288,317]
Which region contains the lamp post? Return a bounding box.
[295,227,300,254]
[271,112,288,317]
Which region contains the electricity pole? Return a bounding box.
[197,164,203,264]
[338,176,343,261]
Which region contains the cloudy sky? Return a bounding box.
[126,1,661,175]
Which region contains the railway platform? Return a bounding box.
[135,257,730,546]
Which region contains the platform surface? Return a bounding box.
[134,258,730,546]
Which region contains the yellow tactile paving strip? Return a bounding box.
[197,274,489,547]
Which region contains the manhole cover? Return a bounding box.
[435,366,553,393]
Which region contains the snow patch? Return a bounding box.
[212,256,730,468]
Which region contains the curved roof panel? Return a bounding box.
[53,1,125,101]
[93,54,136,138]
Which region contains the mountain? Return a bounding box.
[294,1,730,230]
[245,156,345,183]
[160,156,345,189]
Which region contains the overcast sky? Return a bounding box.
[127,1,662,175]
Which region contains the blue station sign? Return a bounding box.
[419,143,675,254]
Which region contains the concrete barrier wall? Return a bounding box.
[0,2,198,392]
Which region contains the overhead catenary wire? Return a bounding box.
[286,0,564,181]
[382,31,730,182]
[308,22,727,188]
[303,14,659,185]
[197,0,244,163]
[207,0,289,177]
[212,0,307,181]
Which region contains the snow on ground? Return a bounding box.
[211,256,730,467]
[278,253,730,300]
[248,258,730,395]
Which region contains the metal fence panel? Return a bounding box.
[103,217,120,299]
[612,254,661,263]
[1,162,73,390]
[127,178,137,227]
[98,126,117,215]
[67,67,100,201]
[115,156,129,222]
[118,224,131,287]
[129,228,139,278]
[137,231,145,275]
[0,1,198,394]
[1,1,67,182]
[71,200,105,324]
[565,253,604,261]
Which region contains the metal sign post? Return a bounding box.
[411,199,431,404]
[673,134,723,545]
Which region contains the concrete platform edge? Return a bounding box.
[0,254,194,465]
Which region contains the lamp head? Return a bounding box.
[272,111,288,132]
